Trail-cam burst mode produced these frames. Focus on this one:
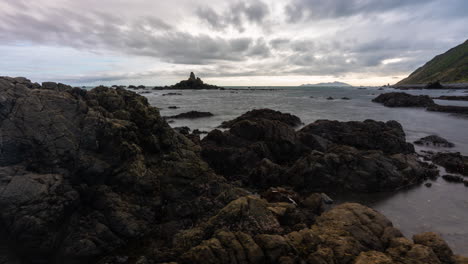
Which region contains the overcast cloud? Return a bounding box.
[0,0,467,86]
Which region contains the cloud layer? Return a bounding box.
[0,0,467,85]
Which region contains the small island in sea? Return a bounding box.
[300,81,352,87]
[153,72,222,90]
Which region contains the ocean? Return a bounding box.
[140,85,468,255]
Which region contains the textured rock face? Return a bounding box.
[299,119,415,154]
[372,92,435,107]
[414,135,455,148]
[178,203,457,264]
[201,109,434,192]
[432,152,468,176]
[220,108,303,128]
[373,92,468,115]
[0,77,227,263]
[0,78,463,264]
[165,72,221,90]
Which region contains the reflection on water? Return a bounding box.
[143,86,468,254]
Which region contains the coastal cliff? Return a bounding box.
[0,76,466,264]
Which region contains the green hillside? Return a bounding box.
[397,39,468,85]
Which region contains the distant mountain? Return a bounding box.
[300,81,352,87]
[397,39,468,85]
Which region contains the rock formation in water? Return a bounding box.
[433,96,468,101]
[0,76,466,264]
[167,111,214,119]
[372,92,435,107]
[414,135,455,148]
[373,92,468,115]
[156,72,222,90]
[201,109,436,192]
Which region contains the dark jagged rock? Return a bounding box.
[414,135,455,148]
[162,92,182,96]
[163,72,222,90]
[299,119,415,154]
[374,92,468,115]
[372,92,435,107]
[285,145,436,192]
[168,111,214,119]
[432,152,468,176]
[202,118,304,181]
[220,108,302,128]
[1,77,464,264]
[174,126,191,135]
[434,96,468,101]
[168,106,179,109]
[442,174,464,183]
[342,97,351,100]
[202,110,435,192]
[0,76,230,263]
[426,81,444,89]
[192,129,208,135]
[427,104,468,115]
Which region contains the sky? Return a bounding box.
[0,0,467,86]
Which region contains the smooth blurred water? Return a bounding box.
[141,86,468,255]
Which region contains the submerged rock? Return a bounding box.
[414,135,455,148]
[433,96,468,101]
[372,92,435,107]
[168,111,214,119]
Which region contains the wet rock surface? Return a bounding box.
[201,109,436,192]
[0,77,464,264]
[414,135,455,148]
[432,152,468,176]
[373,92,468,115]
[220,108,302,128]
[167,111,214,119]
[433,96,468,101]
[372,92,435,107]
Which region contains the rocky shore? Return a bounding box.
[373,92,468,115]
[1,76,467,264]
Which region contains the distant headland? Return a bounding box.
[300,81,352,87]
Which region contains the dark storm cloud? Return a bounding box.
[196,0,269,31]
[285,0,434,22]
[0,7,270,64]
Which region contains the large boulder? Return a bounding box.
[0,77,229,263]
[220,108,302,128]
[201,118,305,180]
[299,119,415,154]
[372,92,435,107]
[285,145,436,192]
